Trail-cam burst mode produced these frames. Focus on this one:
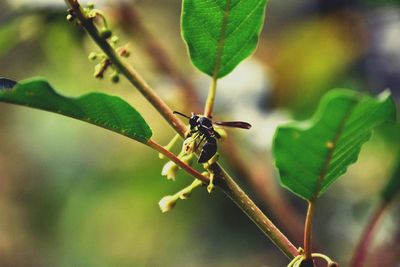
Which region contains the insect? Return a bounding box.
[173,111,251,163]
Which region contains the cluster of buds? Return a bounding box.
[159,131,217,211]
[67,3,131,84]
[158,179,203,213]
[161,153,193,181]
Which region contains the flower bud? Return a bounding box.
[88,52,97,61]
[94,63,104,78]
[111,36,119,44]
[99,28,112,39]
[66,14,74,22]
[158,195,177,213]
[110,72,120,83]
[161,161,179,181]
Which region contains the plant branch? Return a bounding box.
[350,202,387,267]
[113,4,203,113]
[65,0,299,259]
[113,4,307,245]
[304,201,315,262]
[211,163,300,258]
[147,139,209,184]
[66,0,187,136]
[222,137,306,244]
[204,77,217,117]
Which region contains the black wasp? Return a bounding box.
[173,111,251,163]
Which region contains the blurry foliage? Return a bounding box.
[0,0,399,266]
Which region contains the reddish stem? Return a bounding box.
[350,202,387,267]
[147,139,209,184]
[304,201,316,264]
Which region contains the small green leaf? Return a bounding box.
[0,78,152,143]
[181,0,269,78]
[273,89,396,201]
[381,152,400,202]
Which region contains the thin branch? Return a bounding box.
[65,0,299,259]
[114,3,307,245]
[204,77,217,117]
[211,163,300,258]
[147,139,209,184]
[66,0,187,136]
[304,201,316,263]
[222,137,306,244]
[113,4,203,113]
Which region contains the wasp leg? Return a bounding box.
[193,135,206,153]
[207,172,215,193]
[213,129,221,139]
[185,128,199,138]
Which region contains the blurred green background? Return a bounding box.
[0,0,399,266]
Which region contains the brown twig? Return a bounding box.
[114,3,306,245]
[112,3,203,113]
[147,139,209,183]
[221,137,305,244]
[65,0,299,259]
[304,201,316,264]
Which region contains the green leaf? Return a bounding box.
[181,0,269,78]
[273,90,396,201]
[0,78,152,143]
[381,152,400,202]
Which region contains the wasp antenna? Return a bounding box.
[173,111,191,119]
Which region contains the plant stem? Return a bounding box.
[350,202,387,267]
[214,165,300,258]
[304,200,315,262]
[65,0,299,259]
[147,139,209,184]
[204,77,217,117]
[114,4,203,113]
[204,0,231,118]
[149,138,299,258]
[150,139,299,258]
[115,4,307,245]
[222,137,306,244]
[66,0,187,136]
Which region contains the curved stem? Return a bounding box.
[304,200,316,262]
[149,138,298,258]
[65,0,299,260]
[66,0,187,136]
[118,3,308,246]
[350,202,387,267]
[114,4,203,113]
[147,139,209,184]
[204,77,217,117]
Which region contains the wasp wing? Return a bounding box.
[214,121,252,129]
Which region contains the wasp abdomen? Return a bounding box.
[198,138,217,163]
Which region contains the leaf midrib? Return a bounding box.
[212,0,231,79]
[312,102,357,200]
